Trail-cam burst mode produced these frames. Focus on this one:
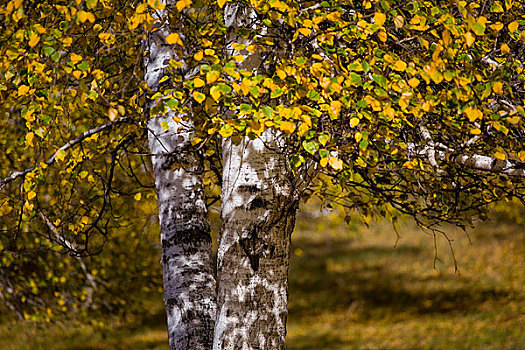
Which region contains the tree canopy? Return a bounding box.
[1,0,525,322]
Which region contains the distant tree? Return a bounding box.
[1,0,524,349]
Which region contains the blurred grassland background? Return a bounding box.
[0,201,523,349]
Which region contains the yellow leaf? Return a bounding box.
[194,51,203,61]
[28,32,40,48]
[518,150,525,162]
[374,12,386,26]
[56,149,67,162]
[108,107,118,121]
[298,28,312,36]
[490,22,504,31]
[393,60,407,72]
[233,55,244,62]
[464,32,475,46]
[329,157,343,170]
[297,123,309,137]
[18,85,29,96]
[408,77,420,88]
[494,151,506,161]
[470,128,481,135]
[206,70,220,84]
[193,91,205,103]
[350,117,360,127]
[464,107,483,122]
[279,121,296,134]
[403,160,415,169]
[166,33,183,46]
[232,43,245,50]
[320,157,328,167]
[276,69,287,80]
[176,0,192,11]
[217,0,228,8]
[134,193,142,201]
[62,37,73,47]
[493,81,503,94]
[211,89,221,101]
[377,31,387,42]
[28,191,37,200]
[194,77,205,88]
[501,43,510,54]
[508,21,519,32]
[34,24,46,34]
[26,132,35,147]
[70,53,82,64]
[77,11,95,23]
[72,70,82,79]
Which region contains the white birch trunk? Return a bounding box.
[145,2,216,348]
[214,4,300,347]
[214,131,299,350]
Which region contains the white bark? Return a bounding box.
[145,3,215,349]
[215,131,298,350]
[214,4,301,347]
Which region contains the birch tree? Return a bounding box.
[145,1,216,348]
[2,0,525,349]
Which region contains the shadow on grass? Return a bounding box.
[287,229,518,349]
[290,236,511,315]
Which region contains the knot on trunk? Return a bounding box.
[239,221,273,272]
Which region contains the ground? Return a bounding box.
[1,207,523,349]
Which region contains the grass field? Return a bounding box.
[1,209,523,349]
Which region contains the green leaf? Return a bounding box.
[166,98,178,109]
[77,61,89,71]
[295,57,306,65]
[350,73,362,85]
[43,47,55,56]
[302,140,319,155]
[240,104,252,114]
[372,74,387,88]
[271,89,283,98]
[348,62,361,71]
[250,86,260,98]
[307,90,319,101]
[472,22,485,36]
[217,83,232,94]
[356,99,368,108]
[262,106,274,118]
[318,134,329,146]
[290,154,305,168]
[51,52,61,62]
[362,61,370,72]
[490,2,503,12]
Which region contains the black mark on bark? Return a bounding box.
[239,222,269,272]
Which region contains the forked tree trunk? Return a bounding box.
[145,2,216,348]
[214,131,299,349]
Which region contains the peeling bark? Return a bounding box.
[145,2,216,348]
[214,132,299,349]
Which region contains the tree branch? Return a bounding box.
[408,142,525,178]
[0,117,137,190]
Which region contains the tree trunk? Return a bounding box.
[145,3,216,349]
[214,131,299,349]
